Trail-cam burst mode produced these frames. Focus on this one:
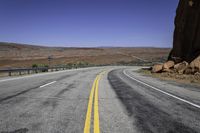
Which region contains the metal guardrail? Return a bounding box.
[0,67,69,76]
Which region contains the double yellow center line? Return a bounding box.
[84,72,105,133]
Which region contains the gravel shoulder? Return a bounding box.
[138,69,200,86]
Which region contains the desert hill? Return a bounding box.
[0,42,170,68]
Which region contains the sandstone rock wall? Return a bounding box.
[169,0,200,63]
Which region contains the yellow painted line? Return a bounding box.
[94,75,100,133]
[84,71,105,133]
[84,76,98,133]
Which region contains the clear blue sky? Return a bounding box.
[0,0,179,47]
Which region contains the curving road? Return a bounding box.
[0,66,200,133]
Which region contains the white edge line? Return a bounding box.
[39,81,57,88]
[123,70,200,109]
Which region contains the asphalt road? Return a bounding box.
[0,66,200,133]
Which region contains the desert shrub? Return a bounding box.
[32,64,49,72]
[32,64,48,68]
[32,64,38,68]
[66,63,73,69]
[76,61,90,68]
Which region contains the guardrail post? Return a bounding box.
[9,71,11,76]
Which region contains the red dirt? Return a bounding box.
[0,42,171,68]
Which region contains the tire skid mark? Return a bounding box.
[108,69,198,133]
[0,72,78,103]
[41,83,75,110]
[0,85,40,103]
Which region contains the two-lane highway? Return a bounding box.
[0,66,200,133]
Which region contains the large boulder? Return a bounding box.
[151,64,163,73]
[163,60,175,70]
[168,0,200,63]
[194,72,200,80]
[184,67,193,74]
[190,55,200,72]
[174,61,189,74]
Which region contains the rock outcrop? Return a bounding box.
[152,0,200,75]
[168,0,200,63]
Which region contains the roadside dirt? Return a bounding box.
[138,69,200,86]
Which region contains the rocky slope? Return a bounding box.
[152,0,200,76]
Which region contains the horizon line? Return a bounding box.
[0,41,172,49]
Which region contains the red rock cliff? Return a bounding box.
[169,0,200,63]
